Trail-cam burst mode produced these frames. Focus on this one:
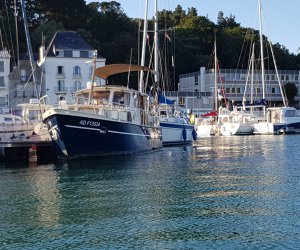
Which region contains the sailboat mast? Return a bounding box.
[214,37,218,111]
[258,0,265,114]
[139,0,149,93]
[14,0,19,68]
[154,0,159,84]
[20,0,39,98]
[251,43,255,104]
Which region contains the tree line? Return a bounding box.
[1,0,300,91]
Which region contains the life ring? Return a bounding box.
[182,128,187,141]
[192,129,197,141]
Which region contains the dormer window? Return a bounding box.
[64,50,72,57]
[55,50,64,57]
[80,51,89,58]
[73,51,80,57]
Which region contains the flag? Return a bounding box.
[217,89,223,100]
[165,32,171,42]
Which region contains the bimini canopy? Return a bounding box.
[95,64,152,80]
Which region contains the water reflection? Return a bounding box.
[0,136,299,248]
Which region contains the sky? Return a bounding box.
[86,0,300,55]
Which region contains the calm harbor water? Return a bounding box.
[0,135,299,249]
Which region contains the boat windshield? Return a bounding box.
[285,109,300,117]
[28,110,40,121]
[113,91,130,106]
[93,90,110,103]
[76,90,111,104]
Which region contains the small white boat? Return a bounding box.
[0,99,51,142]
[253,107,300,134]
[195,116,217,137]
[219,108,254,136]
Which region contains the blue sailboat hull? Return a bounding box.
[45,111,162,159]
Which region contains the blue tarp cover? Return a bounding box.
[158,94,174,104]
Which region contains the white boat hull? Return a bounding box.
[196,124,216,137]
[253,122,275,134]
[220,123,254,136]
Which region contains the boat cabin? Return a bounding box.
[0,114,23,125]
[73,86,145,110]
[267,107,300,123]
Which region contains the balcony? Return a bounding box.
[54,86,68,94]
[56,73,66,79]
[72,73,82,79]
[70,86,84,93]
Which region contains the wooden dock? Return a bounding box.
[0,140,57,164]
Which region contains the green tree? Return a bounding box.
[217,11,240,30]
[38,0,89,30]
[173,5,186,26]
[283,82,298,106]
[187,7,197,18]
[31,21,65,49]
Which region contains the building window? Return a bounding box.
[226,88,230,93]
[272,88,276,93]
[231,88,236,93]
[89,66,93,79]
[19,69,26,82]
[58,80,65,91]
[194,75,198,85]
[256,88,261,94]
[295,75,299,81]
[16,84,23,97]
[0,96,6,106]
[73,66,81,76]
[179,97,185,106]
[271,75,275,81]
[80,51,89,58]
[0,61,4,72]
[55,50,64,57]
[236,88,240,94]
[64,50,72,57]
[73,51,80,57]
[0,97,5,105]
[0,76,4,87]
[281,75,284,81]
[57,66,64,75]
[74,80,82,91]
[286,75,289,81]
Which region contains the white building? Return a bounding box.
[167,67,300,116]
[39,31,106,104]
[0,49,11,113]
